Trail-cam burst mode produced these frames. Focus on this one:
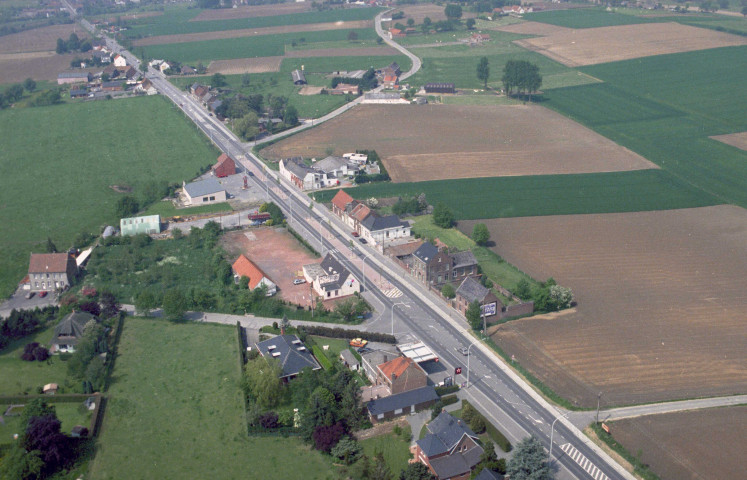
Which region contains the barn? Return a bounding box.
[212,153,236,178]
[424,83,455,94]
[291,69,307,85]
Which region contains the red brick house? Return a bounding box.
[375,356,427,395]
[409,242,478,288]
[415,411,484,479]
[212,153,236,178]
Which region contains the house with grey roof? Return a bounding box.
[51,311,98,353]
[182,177,226,206]
[473,469,504,480]
[303,253,360,300]
[367,386,438,423]
[408,242,478,288]
[415,411,484,480]
[359,213,410,247]
[57,72,92,85]
[314,156,351,178]
[279,157,333,191]
[256,334,321,380]
[455,276,501,319]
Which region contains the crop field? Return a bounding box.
[207,56,283,74]
[516,22,747,67]
[131,20,373,47]
[545,46,747,208]
[523,7,661,29]
[285,46,400,58]
[279,54,410,75]
[191,2,311,21]
[605,406,747,480]
[0,23,86,54]
[123,5,382,38]
[140,28,378,64]
[261,104,655,181]
[89,318,335,479]
[0,96,218,299]
[0,52,100,84]
[312,169,718,221]
[386,3,477,24]
[489,21,572,36]
[467,205,747,407]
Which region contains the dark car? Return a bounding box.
[359,238,367,244]
[25,291,35,299]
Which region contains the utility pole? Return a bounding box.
[596,392,602,424]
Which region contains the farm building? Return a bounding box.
[424,83,455,94]
[314,155,351,179]
[57,72,92,85]
[28,253,77,292]
[291,69,307,85]
[255,335,321,381]
[69,89,88,98]
[328,83,360,95]
[362,93,409,104]
[388,28,405,39]
[101,81,124,92]
[455,276,502,318]
[232,254,277,295]
[303,253,360,300]
[120,215,161,236]
[279,157,338,190]
[181,65,196,75]
[212,153,237,178]
[182,177,227,206]
[383,61,401,77]
[367,386,438,423]
[470,33,491,43]
[342,153,368,166]
[51,311,98,354]
[382,74,399,89]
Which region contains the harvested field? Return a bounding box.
[0,52,99,84]
[132,20,372,46]
[711,131,747,151]
[463,205,747,407]
[299,86,324,95]
[207,56,282,75]
[286,46,399,58]
[516,22,747,67]
[191,3,311,21]
[261,104,657,182]
[389,3,476,23]
[608,406,747,480]
[220,228,319,307]
[489,21,572,36]
[0,24,87,54]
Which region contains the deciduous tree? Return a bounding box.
[432,203,454,228]
[441,283,456,299]
[472,223,490,245]
[162,288,188,322]
[444,4,463,20]
[23,78,36,93]
[399,461,436,480]
[466,300,482,330]
[115,196,139,218]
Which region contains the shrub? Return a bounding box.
[259,412,279,430]
[21,342,40,361]
[470,415,486,434]
[330,436,362,465]
[441,283,456,299]
[440,394,459,407]
[312,422,346,453]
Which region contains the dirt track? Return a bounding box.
[261,104,657,181]
[461,205,747,407]
[609,406,747,480]
[132,20,372,47]
[516,22,747,67]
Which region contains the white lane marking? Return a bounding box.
[560,443,610,480]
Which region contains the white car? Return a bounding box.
[293,278,306,285]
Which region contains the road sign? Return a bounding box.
[455,367,462,375]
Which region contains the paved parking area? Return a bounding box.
[0,287,58,318]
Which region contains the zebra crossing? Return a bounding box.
[383,287,403,298]
[559,443,610,480]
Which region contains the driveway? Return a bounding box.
[0,287,58,318]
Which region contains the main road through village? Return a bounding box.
[69,6,637,479]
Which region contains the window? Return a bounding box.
[453,271,457,278]
[203,197,208,202]
[327,291,331,298]
[377,414,384,420]
[209,196,215,201]
[394,408,403,415]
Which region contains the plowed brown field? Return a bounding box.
[489,21,572,36]
[461,205,747,407]
[0,24,88,54]
[0,52,99,84]
[207,56,283,74]
[608,406,747,480]
[261,104,657,181]
[516,22,747,67]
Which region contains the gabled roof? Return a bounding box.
[377,356,423,380]
[361,214,406,232]
[350,203,372,223]
[184,177,223,198]
[58,71,91,79]
[213,153,235,171]
[282,157,317,179]
[452,250,477,269]
[318,254,355,290]
[340,349,359,366]
[29,253,73,274]
[456,276,489,304]
[367,386,438,416]
[232,255,271,290]
[315,156,348,173]
[331,190,354,211]
[291,69,306,83]
[429,446,483,479]
[413,242,439,264]
[255,334,321,378]
[474,469,505,480]
[426,411,479,453]
[53,311,97,346]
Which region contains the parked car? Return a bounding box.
[359,238,368,244]
[357,346,372,354]
[38,291,48,298]
[25,292,35,299]
[293,278,306,285]
[349,338,368,348]
[351,231,359,237]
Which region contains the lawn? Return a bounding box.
[88,317,336,480]
[359,428,413,474]
[545,46,747,208]
[140,28,379,64]
[142,200,233,218]
[0,96,219,299]
[0,322,69,395]
[123,6,383,38]
[314,169,719,220]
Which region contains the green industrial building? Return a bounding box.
[120,214,161,236]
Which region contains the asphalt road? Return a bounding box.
[76,13,634,480]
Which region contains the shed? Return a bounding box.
[43,383,59,395]
[182,177,227,205]
[291,69,307,85]
[424,82,455,94]
[340,349,360,371]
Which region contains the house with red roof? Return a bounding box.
[376,356,428,395]
[232,255,276,295]
[331,190,354,218]
[212,153,236,178]
[28,253,77,292]
[388,28,405,39]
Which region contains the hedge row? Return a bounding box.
[435,385,460,396]
[298,325,396,344]
[247,426,301,437]
[287,226,320,258]
[462,399,512,452]
[0,394,94,404]
[101,312,126,392]
[441,394,459,407]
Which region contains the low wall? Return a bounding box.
[498,301,534,319]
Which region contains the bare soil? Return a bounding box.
[207,56,283,75]
[515,22,747,67]
[298,86,324,95]
[286,46,399,58]
[0,24,88,54]
[710,131,747,151]
[0,52,100,84]
[460,205,747,407]
[220,227,319,307]
[190,3,312,21]
[261,104,657,181]
[132,20,372,47]
[609,406,747,480]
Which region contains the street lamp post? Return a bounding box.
[549,412,570,463]
[596,392,603,424]
[466,341,478,387]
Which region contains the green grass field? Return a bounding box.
[279,54,412,74]
[140,28,378,64]
[88,318,336,479]
[142,200,232,218]
[545,46,747,207]
[123,6,383,38]
[0,96,219,299]
[360,428,413,474]
[315,169,718,220]
[523,7,661,28]
[0,322,69,395]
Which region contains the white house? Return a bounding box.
[343,153,368,167]
[359,214,411,246]
[113,54,127,67]
[182,178,227,206]
[303,254,360,299]
[279,157,340,191]
[160,61,172,73]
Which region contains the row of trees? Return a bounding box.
[55,33,91,54]
[502,60,543,101]
[0,306,58,351]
